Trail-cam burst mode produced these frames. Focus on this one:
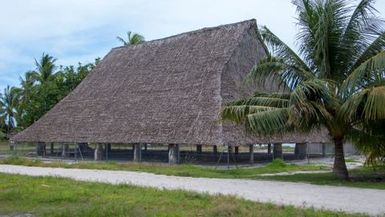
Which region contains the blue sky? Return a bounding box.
[1,0,385,91]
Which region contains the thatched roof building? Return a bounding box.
[12,20,327,145]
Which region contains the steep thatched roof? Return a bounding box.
[12,19,328,145]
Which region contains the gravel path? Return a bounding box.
[1,165,384,216]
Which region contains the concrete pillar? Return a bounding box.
[168,144,179,164]
[228,145,233,154]
[106,143,112,152]
[94,144,103,161]
[62,144,69,158]
[196,145,202,153]
[273,143,283,159]
[227,145,232,166]
[295,143,307,159]
[74,144,78,159]
[249,144,254,164]
[267,144,272,154]
[50,143,54,154]
[322,143,326,157]
[213,145,218,155]
[105,144,109,160]
[133,144,142,162]
[36,142,45,156]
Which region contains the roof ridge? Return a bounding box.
[112,19,256,51]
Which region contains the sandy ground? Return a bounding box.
[0,164,384,216]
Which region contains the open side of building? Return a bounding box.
[11,19,329,163]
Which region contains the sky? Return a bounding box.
[1,0,385,91]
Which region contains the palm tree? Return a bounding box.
[0,106,5,133]
[0,86,19,134]
[117,31,145,46]
[14,71,37,128]
[29,53,58,115]
[30,53,57,84]
[222,0,385,179]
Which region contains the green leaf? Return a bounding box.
[246,108,290,134]
[342,51,385,94]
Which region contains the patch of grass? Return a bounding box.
[0,140,9,152]
[255,166,385,190]
[0,157,327,179]
[0,173,365,217]
[2,157,383,190]
[344,158,359,163]
[0,140,37,153]
[0,156,43,166]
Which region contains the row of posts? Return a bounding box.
[34,142,309,164]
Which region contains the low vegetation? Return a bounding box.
[1,156,384,189]
[0,156,326,178]
[256,167,385,190]
[0,173,366,217]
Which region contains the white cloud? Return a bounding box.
[0,0,384,91]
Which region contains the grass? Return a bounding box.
[1,156,384,190]
[0,141,36,153]
[0,173,366,217]
[0,156,326,178]
[256,166,385,190]
[0,140,9,152]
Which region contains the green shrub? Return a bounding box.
[268,159,287,168]
[0,156,42,166]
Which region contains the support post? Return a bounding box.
[62,144,69,158]
[74,144,78,159]
[213,145,218,155]
[168,144,179,164]
[249,144,254,164]
[50,143,54,154]
[94,144,103,161]
[273,143,283,159]
[106,143,112,152]
[133,144,142,162]
[144,144,148,152]
[196,145,202,154]
[322,143,326,157]
[36,142,46,156]
[76,143,85,160]
[267,144,272,154]
[227,145,232,168]
[295,143,307,159]
[235,146,239,155]
[105,144,109,161]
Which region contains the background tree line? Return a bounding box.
[0,53,100,138]
[0,31,145,140]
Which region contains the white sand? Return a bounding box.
[0,164,384,216]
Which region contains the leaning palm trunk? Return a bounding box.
[222,0,385,180]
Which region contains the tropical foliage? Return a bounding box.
[0,29,144,137]
[0,86,19,134]
[222,0,385,179]
[117,31,145,46]
[0,53,99,137]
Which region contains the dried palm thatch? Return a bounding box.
[12,20,328,145]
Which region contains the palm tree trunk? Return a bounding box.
[333,138,349,180]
